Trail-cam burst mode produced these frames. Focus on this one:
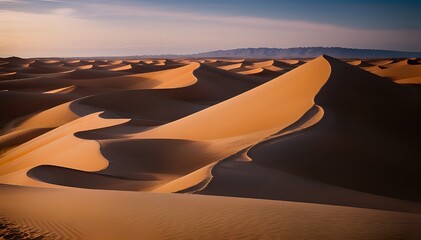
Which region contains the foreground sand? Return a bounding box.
[0,184,420,239]
[1,56,420,239]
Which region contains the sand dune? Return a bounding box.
[1,55,420,239]
[0,184,420,240]
[139,56,330,140]
[374,63,421,81]
[203,59,294,81]
[63,62,199,90]
[244,56,421,201]
[0,90,77,125]
[345,58,421,85]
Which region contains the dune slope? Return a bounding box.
[0,184,420,240]
[1,55,420,239]
[243,56,421,202]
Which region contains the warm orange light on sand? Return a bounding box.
[0,55,420,239]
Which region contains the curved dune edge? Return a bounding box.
[43,85,76,94]
[138,56,331,140]
[114,56,331,192]
[395,76,421,84]
[0,101,103,149]
[0,71,17,77]
[0,55,420,240]
[0,57,259,189]
[0,56,331,191]
[0,128,52,150]
[151,162,217,193]
[196,57,421,210]
[239,55,421,202]
[64,62,200,90]
[0,112,130,187]
[205,59,298,81]
[191,104,324,195]
[348,58,421,85]
[215,62,243,70]
[0,60,224,151]
[373,64,421,82]
[1,55,420,210]
[234,67,264,75]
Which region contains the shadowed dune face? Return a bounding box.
[245,56,421,202]
[1,55,421,220]
[347,58,421,85]
[197,57,421,212]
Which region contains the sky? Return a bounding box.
[0,0,420,57]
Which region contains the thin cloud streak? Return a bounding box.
[1,1,420,57]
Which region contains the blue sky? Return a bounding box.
[1,0,420,57]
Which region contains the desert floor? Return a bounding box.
[0,56,420,239]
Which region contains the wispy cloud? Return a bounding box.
[0,0,22,3]
[81,2,337,30]
[1,0,420,57]
[51,7,75,16]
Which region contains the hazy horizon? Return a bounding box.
[3,46,421,59]
[1,0,420,57]
[1,1,421,238]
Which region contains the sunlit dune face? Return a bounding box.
[0,55,420,192]
[0,54,420,239]
[0,0,421,239]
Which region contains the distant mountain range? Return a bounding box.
[137,47,421,59]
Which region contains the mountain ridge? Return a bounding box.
[188,47,421,59]
[8,47,420,59]
[84,47,421,59]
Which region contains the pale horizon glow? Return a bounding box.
[1,0,420,57]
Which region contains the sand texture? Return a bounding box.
[1,56,420,239]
